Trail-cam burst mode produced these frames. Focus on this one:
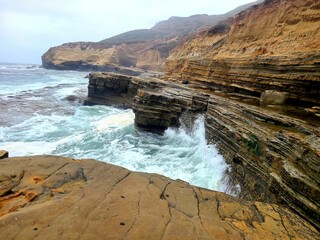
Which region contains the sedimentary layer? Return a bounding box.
[0,155,319,239]
[165,0,320,105]
[41,41,166,74]
[205,94,320,230]
[85,72,209,132]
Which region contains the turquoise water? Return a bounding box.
[0,64,228,192]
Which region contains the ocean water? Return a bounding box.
[0,63,228,192]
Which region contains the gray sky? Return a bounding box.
[0,0,255,64]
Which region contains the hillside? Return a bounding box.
[42,1,261,73]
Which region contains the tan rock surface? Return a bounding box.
[165,0,320,105]
[0,155,319,239]
[41,40,170,73]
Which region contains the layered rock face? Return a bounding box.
[0,155,318,239]
[205,94,320,229]
[41,42,146,75]
[85,72,209,132]
[165,0,320,105]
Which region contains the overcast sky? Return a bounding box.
[0,0,255,64]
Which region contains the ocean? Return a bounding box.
[0,63,228,192]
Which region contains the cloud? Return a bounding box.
[0,0,256,63]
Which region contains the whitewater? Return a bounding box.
[0,64,228,192]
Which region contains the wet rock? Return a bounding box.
[182,79,189,84]
[84,72,133,107]
[0,150,8,159]
[0,155,318,239]
[205,94,320,230]
[132,81,209,133]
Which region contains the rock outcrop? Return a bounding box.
[41,1,261,73]
[85,72,209,132]
[84,71,320,231]
[205,94,320,230]
[41,42,145,75]
[0,155,318,239]
[165,0,320,106]
[0,151,8,159]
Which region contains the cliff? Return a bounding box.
[0,155,318,239]
[165,0,320,105]
[41,1,261,73]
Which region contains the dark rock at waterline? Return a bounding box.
[182,79,189,84]
[0,150,8,159]
[0,155,318,239]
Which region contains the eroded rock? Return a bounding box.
[260,90,288,105]
[0,155,318,239]
[0,151,8,159]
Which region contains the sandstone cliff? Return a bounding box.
[0,155,318,239]
[165,0,320,105]
[41,1,261,73]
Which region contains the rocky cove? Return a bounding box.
[1,73,319,239]
[84,70,320,232]
[1,0,319,238]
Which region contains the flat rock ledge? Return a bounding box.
[0,155,318,240]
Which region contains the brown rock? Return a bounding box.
[260,90,288,105]
[84,72,133,107]
[0,155,318,239]
[205,94,320,230]
[164,0,320,106]
[0,150,8,159]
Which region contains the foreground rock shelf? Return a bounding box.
[0,155,318,239]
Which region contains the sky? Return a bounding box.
[0,0,256,64]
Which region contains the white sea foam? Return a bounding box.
[94,111,135,131]
[1,66,229,192]
[25,96,44,101]
[0,141,58,156]
[53,86,85,99]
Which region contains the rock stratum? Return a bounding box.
[0,155,319,239]
[164,0,320,106]
[41,1,261,73]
